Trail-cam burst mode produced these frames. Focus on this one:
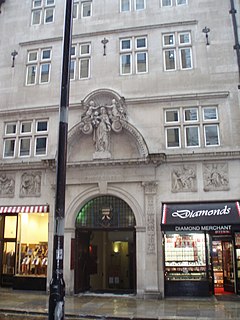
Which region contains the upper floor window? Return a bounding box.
[120,0,145,12]
[26,48,52,85]
[73,1,92,19]
[3,120,48,159]
[120,36,148,75]
[31,0,55,25]
[70,43,91,80]
[162,31,192,71]
[164,106,220,149]
[161,0,187,7]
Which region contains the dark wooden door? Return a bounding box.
[74,230,91,293]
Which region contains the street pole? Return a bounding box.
[48,0,73,319]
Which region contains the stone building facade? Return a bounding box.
[0,0,240,298]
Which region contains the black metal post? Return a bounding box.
[48,0,73,319]
[229,0,240,87]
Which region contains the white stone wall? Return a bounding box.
[0,0,239,296]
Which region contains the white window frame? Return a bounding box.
[35,136,48,156]
[164,106,220,149]
[120,0,131,12]
[26,48,52,86]
[176,0,187,6]
[165,127,181,148]
[184,108,199,122]
[204,124,220,147]
[31,0,55,25]
[19,137,31,157]
[163,31,193,71]
[135,0,145,11]
[165,109,179,123]
[203,106,218,121]
[185,126,200,148]
[3,139,16,158]
[120,36,148,75]
[161,0,172,7]
[81,1,92,18]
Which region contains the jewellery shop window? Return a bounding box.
[164,233,207,281]
[16,212,48,277]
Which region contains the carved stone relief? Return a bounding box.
[143,182,158,255]
[203,163,229,191]
[171,165,197,192]
[0,173,15,197]
[79,98,127,159]
[20,172,41,197]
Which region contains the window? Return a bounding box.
[120,0,145,12]
[3,120,48,159]
[73,1,92,18]
[26,48,52,85]
[163,32,192,71]
[161,0,187,7]
[70,43,91,80]
[121,0,131,11]
[161,0,172,6]
[31,0,55,25]
[120,36,148,75]
[164,106,220,149]
[81,1,92,17]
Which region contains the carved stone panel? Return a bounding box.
[20,172,41,197]
[171,165,197,192]
[143,182,157,255]
[0,173,15,197]
[203,162,229,191]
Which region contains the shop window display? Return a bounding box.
[16,212,48,278]
[164,233,207,281]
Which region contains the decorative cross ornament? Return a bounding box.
[11,50,18,67]
[101,37,109,56]
[202,26,210,46]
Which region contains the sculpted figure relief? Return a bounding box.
[203,163,229,191]
[0,173,15,197]
[20,172,41,197]
[172,165,197,192]
[80,98,127,157]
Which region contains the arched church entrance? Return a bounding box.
[74,195,136,294]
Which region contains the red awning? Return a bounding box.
[0,205,49,214]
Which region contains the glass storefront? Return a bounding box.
[16,212,48,278]
[0,206,48,290]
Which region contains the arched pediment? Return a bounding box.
[68,89,149,162]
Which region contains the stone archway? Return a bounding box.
[74,195,137,294]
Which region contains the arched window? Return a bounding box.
[76,196,135,229]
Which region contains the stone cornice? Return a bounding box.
[165,150,240,163]
[126,91,230,105]
[0,91,229,117]
[0,160,49,171]
[66,154,166,169]
[19,20,197,47]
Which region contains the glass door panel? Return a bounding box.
[4,216,17,238]
[2,242,16,275]
[222,241,234,292]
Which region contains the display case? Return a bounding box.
[235,233,240,293]
[164,232,209,296]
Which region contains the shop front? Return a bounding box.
[161,201,240,297]
[0,205,49,291]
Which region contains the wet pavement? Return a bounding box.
[0,288,240,319]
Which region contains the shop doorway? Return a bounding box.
[212,237,235,294]
[74,195,136,294]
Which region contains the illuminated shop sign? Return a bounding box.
[161,202,240,231]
